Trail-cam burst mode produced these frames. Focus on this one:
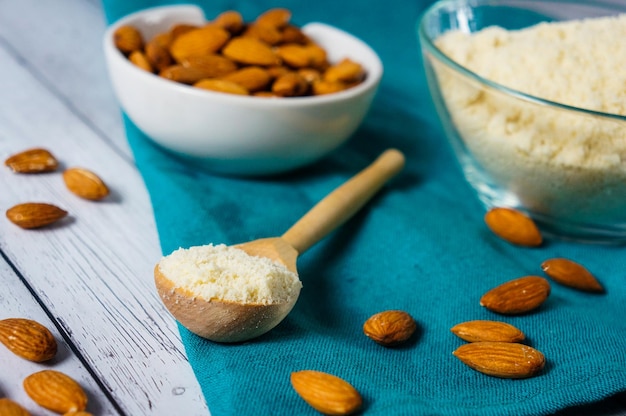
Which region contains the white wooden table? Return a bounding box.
[1,1,625,415]
[0,0,208,414]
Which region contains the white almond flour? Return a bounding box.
[432,14,626,228]
[158,244,302,305]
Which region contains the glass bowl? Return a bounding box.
[418,0,626,243]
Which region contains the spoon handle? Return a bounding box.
[281,148,405,254]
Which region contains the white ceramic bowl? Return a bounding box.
[419,0,626,243]
[103,5,383,176]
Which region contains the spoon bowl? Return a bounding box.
[155,149,405,342]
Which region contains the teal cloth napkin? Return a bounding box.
[102,1,626,414]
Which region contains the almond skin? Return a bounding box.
[480,276,551,315]
[0,318,57,362]
[541,258,604,293]
[5,148,59,173]
[6,203,68,229]
[484,207,543,247]
[63,167,110,201]
[363,310,417,347]
[290,370,362,415]
[453,341,545,378]
[0,398,31,416]
[451,320,525,343]
[23,370,88,414]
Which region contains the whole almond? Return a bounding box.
[145,39,173,72]
[290,370,362,415]
[276,44,313,68]
[453,341,545,378]
[450,320,525,343]
[113,25,144,54]
[324,58,365,83]
[0,398,30,416]
[256,8,292,28]
[5,148,59,173]
[212,10,245,34]
[220,67,272,92]
[222,37,280,66]
[480,276,551,315]
[484,207,543,247]
[194,79,249,95]
[128,50,153,72]
[6,203,68,229]
[63,167,109,200]
[363,310,417,347]
[541,258,604,292]
[23,370,88,414]
[0,318,57,362]
[272,72,309,97]
[169,25,230,63]
[243,23,283,45]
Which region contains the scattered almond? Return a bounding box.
[484,207,543,246]
[363,310,417,347]
[113,25,144,54]
[0,398,30,416]
[480,276,551,315]
[63,167,110,201]
[450,320,525,343]
[290,370,362,415]
[541,257,604,292]
[6,202,68,229]
[0,318,57,362]
[23,370,88,414]
[5,148,59,173]
[453,341,545,378]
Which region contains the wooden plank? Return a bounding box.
[0,256,120,416]
[0,1,209,414]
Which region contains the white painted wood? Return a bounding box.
[0,0,209,415]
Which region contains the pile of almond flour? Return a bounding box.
[433,14,626,230]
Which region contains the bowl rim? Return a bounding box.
[417,0,626,122]
[103,4,384,108]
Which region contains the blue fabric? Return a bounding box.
[102,1,626,415]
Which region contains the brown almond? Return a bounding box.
[23,370,87,414]
[221,67,271,92]
[6,203,68,229]
[169,25,230,63]
[324,58,365,83]
[128,50,153,72]
[290,370,362,415]
[363,310,417,347]
[484,207,543,247]
[182,54,238,78]
[212,10,245,34]
[480,276,551,315]
[222,37,280,66]
[63,167,110,201]
[453,341,545,378]
[113,25,144,54]
[243,23,283,45]
[276,44,312,68]
[0,398,30,416]
[256,8,292,28]
[281,25,309,44]
[194,79,249,95]
[541,258,604,292]
[5,148,59,173]
[450,320,525,343]
[312,80,347,95]
[0,318,57,362]
[145,39,173,72]
[169,23,198,40]
[272,72,309,97]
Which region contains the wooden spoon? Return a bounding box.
[154,149,405,342]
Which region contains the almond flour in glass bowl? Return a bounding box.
[418,0,626,243]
